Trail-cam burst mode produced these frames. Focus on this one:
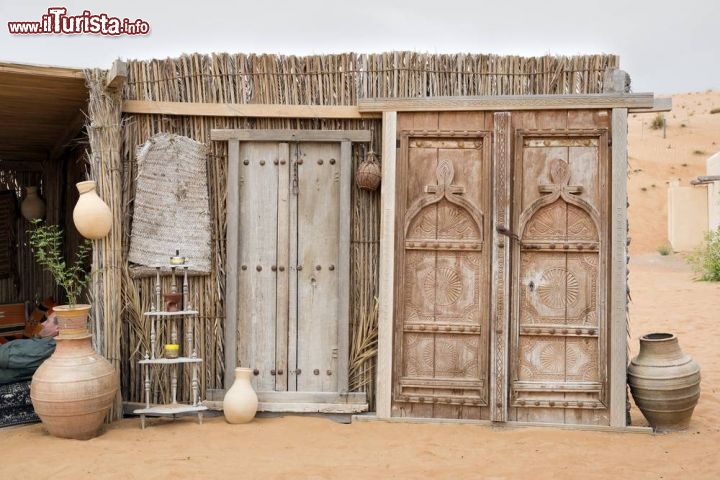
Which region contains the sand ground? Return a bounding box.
[3,91,720,479]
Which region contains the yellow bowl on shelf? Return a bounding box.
[164,344,180,358]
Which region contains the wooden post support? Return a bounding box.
[337,141,352,394]
[376,111,397,418]
[604,70,630,428]
[610,107,629,427]
[490,112,511,422]
[224,139,240,390]
[106,59,127,90]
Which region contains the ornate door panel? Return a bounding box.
[392,129,491,420]
[509,122,610,425]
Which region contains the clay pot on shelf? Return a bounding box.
[627,332,701,432]
[163,293,183,312]
[30,304,118,440]
[73,180,112,240]
[20,186,46,221]
[223,367,258,424]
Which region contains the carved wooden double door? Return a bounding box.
[393,111,610,425]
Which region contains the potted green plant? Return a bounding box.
[27,219,118,440]
[28,219,93,333]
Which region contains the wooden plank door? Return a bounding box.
[508,111,610,425]
[293,142,345,393]
[392,128,492,420]
[237,141,288,393]
[236,140,350,396]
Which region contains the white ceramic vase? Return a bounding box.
[73,180,112,239]
[223,367,258,424]
[20,186,46,220]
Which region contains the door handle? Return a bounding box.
[496,225,523,245]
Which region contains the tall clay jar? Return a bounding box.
[627,333,701,432]
[223,367,258,424]
[73,180,112,239]
[31,305,119,440]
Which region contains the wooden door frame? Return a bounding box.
[213,129,371,395]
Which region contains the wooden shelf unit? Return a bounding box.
[134,264,207,429]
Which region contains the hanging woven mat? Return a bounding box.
[129,133,211,273]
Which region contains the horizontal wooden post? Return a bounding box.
[122,100,379,119]
[358,93,657,112]
[210,129,371,142]
[627,97,672,113]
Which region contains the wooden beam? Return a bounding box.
[628,97,672,113]
[106,59,127,89]
[353,415,653,433]
[123,100,378,119]
[610,108,629,427]
[0,61,84,79]
[376,111,397,418]
[357,93,656,113]
[210,129,372,143]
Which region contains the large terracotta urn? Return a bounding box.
[627,333,701,432]
[73,180,112,240]
[31,304,118,440]
[20,186,46,220]
[223,367,258,424]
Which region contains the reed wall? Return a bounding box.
[88,51,618,410]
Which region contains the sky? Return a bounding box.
[1,0,718,95]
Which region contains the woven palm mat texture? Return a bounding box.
[129,134,211,272]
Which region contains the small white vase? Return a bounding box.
[73,180,112,239]
[20,186,46,220]
[223,367,258,424]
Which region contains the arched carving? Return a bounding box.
[404,159,484,242]
[519,158,600,242]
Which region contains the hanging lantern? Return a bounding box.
[355,147,381,191]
